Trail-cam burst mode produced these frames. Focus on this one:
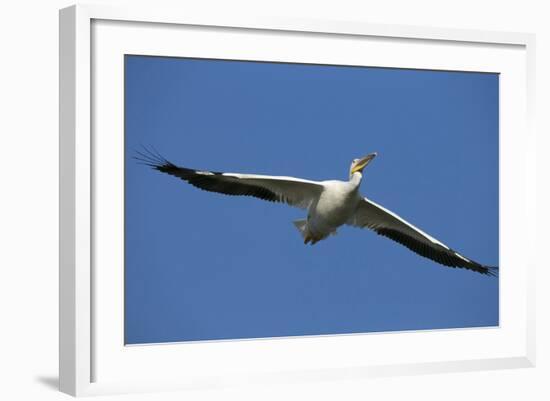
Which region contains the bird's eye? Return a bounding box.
[353,159,358,163]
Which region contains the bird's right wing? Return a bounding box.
[135,149,324,210]
[348,197,498,276]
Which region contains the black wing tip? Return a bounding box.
[446,261,498,277]
[482,266,499,277]
[133,145,176,172]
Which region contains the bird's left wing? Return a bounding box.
[135,149,324,210]
[348,197,498,276]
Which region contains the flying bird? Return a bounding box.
[135,148,497,276]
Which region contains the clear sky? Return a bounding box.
[124,55,499,345]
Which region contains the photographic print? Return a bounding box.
[125,55,499,345]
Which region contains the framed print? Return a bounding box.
[59,4,536,397]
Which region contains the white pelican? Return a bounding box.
[136,148,497,276]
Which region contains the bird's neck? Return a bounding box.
[349,172,362,188]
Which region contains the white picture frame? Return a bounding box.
[59,3,536,397]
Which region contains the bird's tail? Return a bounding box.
[293,219,308,240]
[293,219,336,245]
[294,219,319,244]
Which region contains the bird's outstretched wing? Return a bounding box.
[135,148,324,210]
[348,197,498,276]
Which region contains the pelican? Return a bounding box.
[135,149,497,276]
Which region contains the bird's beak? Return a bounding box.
[351,152,377,174]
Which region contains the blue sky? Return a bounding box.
[124,55,499,345]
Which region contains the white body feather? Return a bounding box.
[301,175,362,243]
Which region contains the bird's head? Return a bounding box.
[349,152,377,178]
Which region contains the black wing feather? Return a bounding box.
[134,147,291,204]
[350,198,498,276]
[375,227,497,276]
